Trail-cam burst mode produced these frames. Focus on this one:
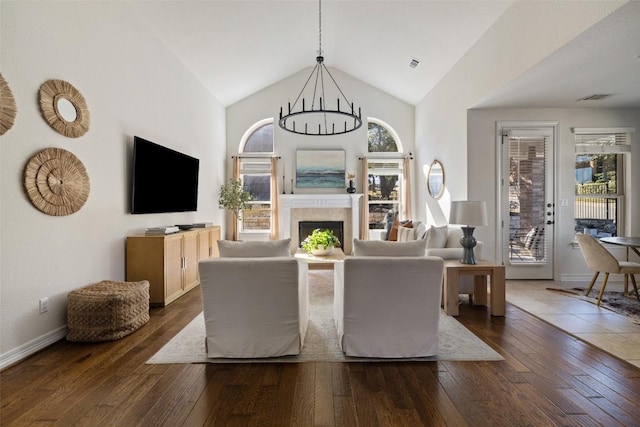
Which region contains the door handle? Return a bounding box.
[546,220,554,225]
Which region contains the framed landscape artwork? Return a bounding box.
[296,150,345,188]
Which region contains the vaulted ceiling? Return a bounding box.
[134,1,640,109]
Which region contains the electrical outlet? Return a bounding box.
[39,297,49,314]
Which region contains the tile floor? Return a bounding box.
[505,280,640,368]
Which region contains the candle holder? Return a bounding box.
[346,173,356,193]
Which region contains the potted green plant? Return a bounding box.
[218,179,252,239]
[301,228,341,256]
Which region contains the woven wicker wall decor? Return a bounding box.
[24,148,90,216]
[0,73,17,136]
[38,79,90,138]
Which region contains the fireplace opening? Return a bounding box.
[299,221,344,250]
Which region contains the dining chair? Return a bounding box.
[576,234,640,306]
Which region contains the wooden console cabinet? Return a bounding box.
[126,226,220,306]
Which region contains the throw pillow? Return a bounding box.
[397,224,415,242]
[389,219,413,242]
[353,239,426,256]
[415,222,428,240]
[445,227,463,248]
[217,238,291,258]
[425,225,448,249]
[383,210,398,240]
[388,218,400,241]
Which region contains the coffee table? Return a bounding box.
[442,259,505,317]
[294,248,346,264]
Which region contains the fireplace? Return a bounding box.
[279,194,362,254]
[299,221,344,250]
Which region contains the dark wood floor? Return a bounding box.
[2,286,640,427]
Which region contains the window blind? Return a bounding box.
[239,158,272,174]
[368,158,403,175]
[573,127,634,154]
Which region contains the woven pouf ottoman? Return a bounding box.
[67,280,150,342]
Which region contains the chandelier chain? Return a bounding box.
[318,0,322,55]
[278,0,362,136]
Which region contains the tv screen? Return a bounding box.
[131,136,199,214]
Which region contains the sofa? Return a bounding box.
[387,221,481,257]
[198,239,309,358]
[334,239,444,358]
[389,222,483,295]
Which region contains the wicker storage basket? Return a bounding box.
[67,280,150,342]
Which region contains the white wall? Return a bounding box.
[414,0,625,230]
[414,1,627,271]
[0,2,226,367]
[468,108,640,279]
[226,67,415,239]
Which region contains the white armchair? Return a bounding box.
[334,254,444,358]
[199,252,309,358]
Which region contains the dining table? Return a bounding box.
[599,236,640,295]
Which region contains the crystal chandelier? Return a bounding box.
[278,0,362,136]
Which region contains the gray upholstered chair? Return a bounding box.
[576,233,640,306]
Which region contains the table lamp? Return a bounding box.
[449,201,488,264]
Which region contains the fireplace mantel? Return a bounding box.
[279,194,362,254]
[280,194,361,209]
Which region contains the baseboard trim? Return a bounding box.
[0,326,67,371]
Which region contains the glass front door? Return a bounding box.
[500,126,555,280]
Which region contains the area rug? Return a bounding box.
[148,270,503,363]
[547,287,640,325]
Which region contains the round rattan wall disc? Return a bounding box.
[38,79,90,138]
[24,148,90,216]
[0,73,17,136]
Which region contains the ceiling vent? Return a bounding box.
[408,58,420,69]
[578,94,613,101]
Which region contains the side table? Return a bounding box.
[443,260,505,316]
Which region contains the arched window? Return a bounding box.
[238,120,275,232]
[241,121,274,153]
[366,119,409,232]
[368,121,399,153]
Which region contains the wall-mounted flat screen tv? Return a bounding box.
[131,136,199,214]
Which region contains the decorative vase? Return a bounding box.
[346,179,356,193]
[310,245,334,256]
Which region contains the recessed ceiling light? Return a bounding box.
[578,94,612,101]
[409,58,420,69]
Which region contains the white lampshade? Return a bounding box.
[449,201,488,226]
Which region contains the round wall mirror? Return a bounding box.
[427,159,445,199]
[38,79,90,138]
[55,97,78,123]
[0,73,17,136]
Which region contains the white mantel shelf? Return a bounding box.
[279,194,363,248]
[280,194,362,208]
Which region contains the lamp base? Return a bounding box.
[459,226,478,265]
